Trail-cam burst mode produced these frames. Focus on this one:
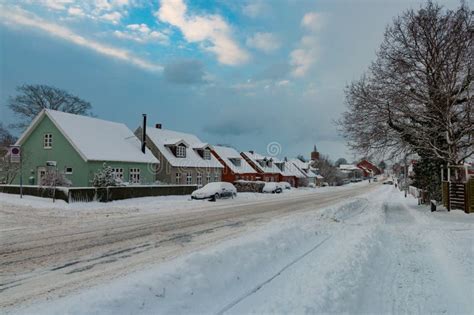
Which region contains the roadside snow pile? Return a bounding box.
[12,189,386,315]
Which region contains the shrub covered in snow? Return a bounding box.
[92,163,118,188]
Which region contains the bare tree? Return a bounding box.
[312,155,344,185]
[339,1,473,165]
[0,123,16,156]
[0,124,19,184]
[8,84,93,130]
[335,158,348,167]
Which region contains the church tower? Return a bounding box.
[311,144,320,161]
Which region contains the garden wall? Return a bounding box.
[0,185,198,203]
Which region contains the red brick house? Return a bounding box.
[357,159,381,177]
[241,151,280,182]
[212,146,258,182]
[276,159,308,187]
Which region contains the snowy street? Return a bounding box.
[2,184,473,314]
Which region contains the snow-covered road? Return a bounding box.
[3,185,474,314]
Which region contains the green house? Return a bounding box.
[12,109,159,187]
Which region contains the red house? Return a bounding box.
[357,159,382,177]
[241,151,280,182]
[212,146,258,182]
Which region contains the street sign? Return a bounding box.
[9,145,21,163]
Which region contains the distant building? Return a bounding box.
[357,159,382,177]
[212,145,258,182]
[241,151,281,182]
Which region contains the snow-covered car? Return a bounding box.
[191,182,237,200]
[308,183,316,188]
[321,182,329,187]
[383,180,394,185]
[279,182,291,190]
[262,182,283,194]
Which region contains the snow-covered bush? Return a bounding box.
[92,163,118,188]
[40,170,72,187]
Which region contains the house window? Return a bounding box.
[203,149,211,160]
[197,173,202,185]
[65,167,73,174]
[176,145,186,158]
[214,173,219,182]
[206,173,211,183]
[43,133,52,148]
[113,168,124,180]
[186,173,192,185]
[130,168,140,184]
[176,173,181,184]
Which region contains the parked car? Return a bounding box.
[279,182,291,190]
[308,183,316,188]
[321,182,329,187]
[262,182,283,194]
[191,182,237,200]
[383,180,394,185]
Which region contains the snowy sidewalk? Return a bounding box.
[8,186,474,314]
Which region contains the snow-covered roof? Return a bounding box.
[339,164,360,171]
[16,109,159,164]
[241,151,283,174]
[145,127,223,168]
[289,159,318,178]
[281,161,307,178]
[212,146,256,174]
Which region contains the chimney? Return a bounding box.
[141,114,147,154]
[155,123,162,129]
[249,150,254,154]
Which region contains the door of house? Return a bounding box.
[37,167,46,185]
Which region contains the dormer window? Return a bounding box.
[230,158,241,167]
[267,160,273,167]
[203,148,211,160]
[176,145,186,158]
[277,163,285,171]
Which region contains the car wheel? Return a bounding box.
[214,193,220,199]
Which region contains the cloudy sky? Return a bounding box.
[0,0,460,161]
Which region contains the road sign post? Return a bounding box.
[9,146,22,198]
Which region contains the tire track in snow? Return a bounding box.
[215,235,332,315]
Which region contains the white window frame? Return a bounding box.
[203,149,211,160]
[65,167,73,175]
[176,173,181,184]
[176,145,186,158]
[206,173,211,183]
[186,173,192,185]
[197,173,202,185]
[113,168,124,180]
[43,133,53,149]
[214,173,219,182]
[130,168,140,184]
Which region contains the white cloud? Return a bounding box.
[100,11,122,24]
[156,0,249,66]
[290,35,319,77]
[301,12,324,32]
[0,5,162,72]
[290,12,324,77]
[114,23,168,44]
[242,0,268,18]
[40,0,74,11]
[246,32,280,53]
[67,6,85,17]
